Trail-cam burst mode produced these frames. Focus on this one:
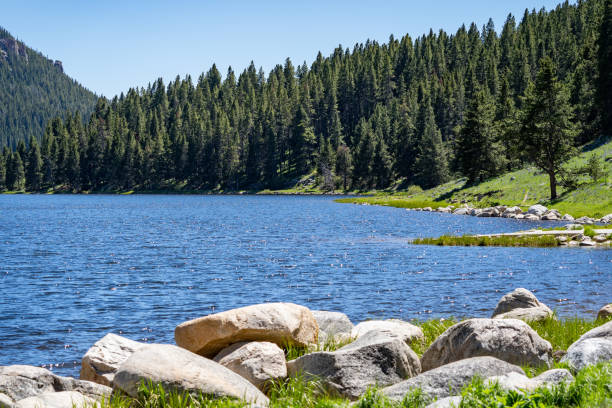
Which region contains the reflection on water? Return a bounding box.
[0,194,610,377]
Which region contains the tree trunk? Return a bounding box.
[548,171,557,200]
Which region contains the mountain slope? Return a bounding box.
[0,26,97,148]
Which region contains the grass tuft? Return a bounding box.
[412,234,560,247]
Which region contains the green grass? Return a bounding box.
[412,234,561,247]
[528,317,603,354]
[411,318,458,356]
[336,138,612,219]
[284,335,356,361]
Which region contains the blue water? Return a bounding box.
[0,195,610,377]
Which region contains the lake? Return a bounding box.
[0,194,610,377]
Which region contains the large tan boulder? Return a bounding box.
[351,319,424,345]
[421,319,552,371]
[213,342,287,391]
[175,303,318,357]
[113,344,269,406]
[80,333,144,386]
[597,304,612,321]
[287,331,420,400]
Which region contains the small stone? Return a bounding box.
[597,304,612,321]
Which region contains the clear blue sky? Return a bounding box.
[2,0,567,98]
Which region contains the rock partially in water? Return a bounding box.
[213,341,286,391]
[528,205,547,216]
[175,302,318,357]
[421,318,552,371]
[80,333,144,386]
[113,344,269,406]
[382,357,524,401]
[492,288,553,322]
[287,331,420,400]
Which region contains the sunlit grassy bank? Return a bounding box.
[411,234,562,247]
[336,139,612,219]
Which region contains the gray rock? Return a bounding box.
[80,333,143,386]
[575,320,612,342]
[515,214,526,220]
[312,310,353,342]
[382,357,524,401]
[502,206,522,217]
[579,238,596,246]
[469,208,483,216]
[541,213,559,221]
[287,331,420,400]
[593,234,608,243]
[113,344,269,406]
[575,216,595,225]
[213,341,287,391]
[492,288,546,316]
[597,305,612,321]
[524,214,541,221]
[0,366,111,402]
[453,208,469,216]
[494,307,554,322]
[564,223,582,230]
[528,205,547,216]
[426,396,462,408]
[421,318,552,371]
[351,319,424,345]
[562,214,575,221]
[600,214,612,224]
[15,391,94,408]
[492,288,553,322]
[486,368,573,392]
[561,338,612,371]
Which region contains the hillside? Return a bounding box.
[0,26,97,148]
[337,138,612,218]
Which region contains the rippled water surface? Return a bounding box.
[0,195,610,376]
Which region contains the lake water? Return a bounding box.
[0,195,610,377]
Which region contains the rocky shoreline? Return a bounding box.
[1,290,611,408]
[409,203,612,225]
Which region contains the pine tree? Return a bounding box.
[26,137,43,191]
[520,57,576,199]
[335,144,352,191]
[598,0,612,134]
[7,151,25,191]
[414,92,449,188]
[457,88,505,183]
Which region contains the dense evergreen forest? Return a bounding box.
[1,0,611,194]
[0,27,98,150]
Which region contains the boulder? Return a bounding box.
[524,214,540,221]
[213,342,287,391]
[382,357,524,401]
[561,338,612,371]
[175,303,318,357]
[593,234,608,243]
[312,310,353,343]
[528,205,547,216]
[597,304,612,321]
[351,319,424,344]
[423,207,433,212]
[562,214,575,221]
[560,321,612,370]
[113,344,268,406]
[494,307,554,322]
[575,216,595,225]
[469,208,483,217]
[502,207,522,217]
[579,237,596,246]
[436,207,452,213]
[421,318,552,371]
[80,333,143,386]
[0,366,111,402]
[426,396,462,408]
[541,213,559,221]
[492,288,546,316]
[0,393,14,408]
[286,331,420,400]
[15,391,94,408]
[600,214,612,224]
[515,214,526,220]
[491,288,553,322]
[486,368,573,392]
[452,208,469,216]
